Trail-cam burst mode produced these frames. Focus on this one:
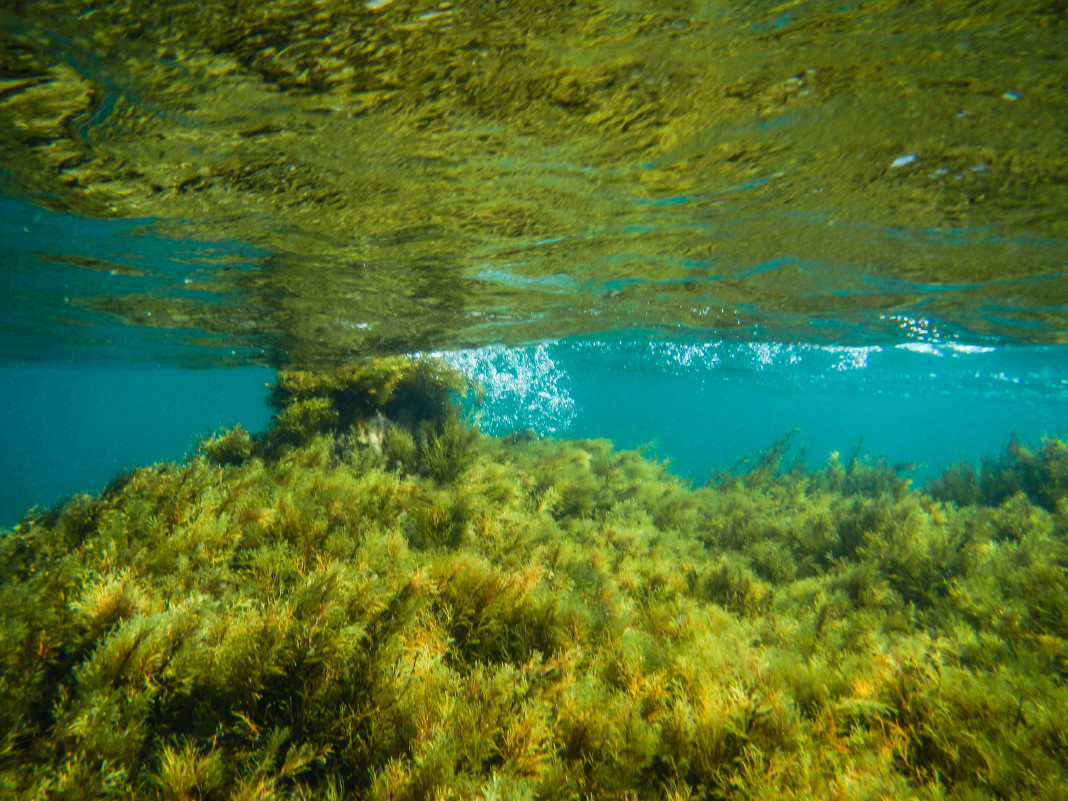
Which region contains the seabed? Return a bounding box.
[2,358,1066,800]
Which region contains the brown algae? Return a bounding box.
[1,358,1067,800]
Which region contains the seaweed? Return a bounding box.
[931,436,1068,512]
[2,357,1067,800]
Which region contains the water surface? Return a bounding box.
[2,0,1066,363]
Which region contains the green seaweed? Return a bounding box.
[2,358,1067,800]
[931,436,1068,512]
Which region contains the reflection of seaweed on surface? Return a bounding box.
[5,0,1068,358]
[2,358,1068,800]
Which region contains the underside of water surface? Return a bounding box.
[2,0,1067,364]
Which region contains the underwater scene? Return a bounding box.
[2,1,1068,799]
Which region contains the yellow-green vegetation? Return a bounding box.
[2,0,1067,358]
[2,358,1067,800]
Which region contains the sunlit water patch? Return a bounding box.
[434,344,577,435]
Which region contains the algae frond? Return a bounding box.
[2,359,1067,800]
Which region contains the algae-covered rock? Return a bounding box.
[2,359,1067,800]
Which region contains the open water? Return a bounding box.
[3,325,1068,526]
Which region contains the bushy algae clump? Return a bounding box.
[2,358,1067,800]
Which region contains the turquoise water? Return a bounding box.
[4,330,1067,527]
[3,174,1067,522]
[0,364,274,526]
[456,337,1068,482]
[4,195,1068,525]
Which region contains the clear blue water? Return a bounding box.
[4,194,1067,526]
[0,193,268,365]
[450,337,1068,482]
[4,332,1067,527]
[0,363,274,526]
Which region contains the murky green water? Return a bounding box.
[2,0,1066,363]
